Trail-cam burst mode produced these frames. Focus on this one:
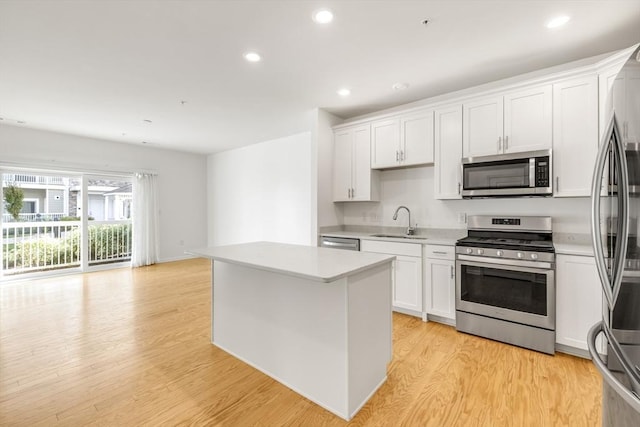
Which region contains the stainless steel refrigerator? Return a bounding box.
[588,46,640,426]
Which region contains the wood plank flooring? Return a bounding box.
[0,258,601,426]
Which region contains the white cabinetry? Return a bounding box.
[423,244,456,324]
[600,65,640,143]
[360,240,423,315]
[434,104,463,200]
[333,124,380,202]
[552,75,599,197]
[463,85,552,157]
[556,254,604,354]
[371,110,434,169]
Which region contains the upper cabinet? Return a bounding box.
[600,65,640,143]
[371,110,434,169]
[434,104,463,200]
[333,124,380,202]
[463,85,552,157]
[552,75,599,197]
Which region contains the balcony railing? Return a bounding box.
[3,174,66,186]
[2,213,66,222]
[2,220,132,275]
[88,221,132,266]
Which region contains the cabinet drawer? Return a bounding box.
[424,244,455,260]
[361,240,422,257]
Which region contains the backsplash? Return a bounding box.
[342,166,593,234]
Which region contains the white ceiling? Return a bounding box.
[1,1,639,155]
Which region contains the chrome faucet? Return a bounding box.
[393,205,415,235]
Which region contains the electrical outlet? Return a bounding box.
[457,213,467,224]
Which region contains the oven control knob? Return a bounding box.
[466,248,473,254]
[477,249,484,255]
[517,252,524,259]
[531,253,538,260]
[496,250,504,257]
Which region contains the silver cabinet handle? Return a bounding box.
[450,265,454,279]
[497,136,502,152]
[396,150,399,161]
[504,135,509,150]
[555,176,559,191]
[400,150,405,161]
[457,182,461,194]
[432,251,447,255]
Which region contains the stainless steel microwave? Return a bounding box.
[461,150,552,198]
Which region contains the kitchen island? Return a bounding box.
[188,242,395,421]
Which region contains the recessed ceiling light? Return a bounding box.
[546,15,570,29]
[337,88,351,97]
[392,82,409,91]
[143,119,152,123]
[244,52,261,62]
[313,8,334,24]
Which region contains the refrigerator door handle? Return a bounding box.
[588,321,640,411]
[591,112,628,309]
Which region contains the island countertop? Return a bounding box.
[187,241,395,283]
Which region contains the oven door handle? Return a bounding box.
[456,254,552,271]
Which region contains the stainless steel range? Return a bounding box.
[455,215,555,354]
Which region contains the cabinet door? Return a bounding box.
[463,95,503,157]
[626,69,640,143]
[556,254,604,352]
[393,255,423,312]
[434,104,463,199]
[424,258,455,320]
[401,110,434,166]
[351,125,375,201]
[503,85,552,153]
[371,119,400,169]
[553,75,598,197]
[333,129,353,202]
[600,69,626,135]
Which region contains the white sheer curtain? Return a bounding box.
[132,172,159,267]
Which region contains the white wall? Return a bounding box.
[0,124,208,262]
[208,132,312,246]
[314,109,344,230]
[343,166,593,234]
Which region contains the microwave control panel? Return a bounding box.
[535,157,550,187]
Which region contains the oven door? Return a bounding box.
[456,255,555,330]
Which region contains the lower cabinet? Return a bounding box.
[423,244,456,324]
[555,254,604,354]
[360,240,423,316]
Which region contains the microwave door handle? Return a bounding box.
[612,113,629,306]
[591,113,617,309]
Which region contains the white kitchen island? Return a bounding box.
[188,242,394,421]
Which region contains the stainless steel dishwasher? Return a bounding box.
[319,236,360,251]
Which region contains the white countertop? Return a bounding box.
[553,233,594,256]
[320,229,464,246]
[187,241,395,283]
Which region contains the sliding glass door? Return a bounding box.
[1,170,132,278]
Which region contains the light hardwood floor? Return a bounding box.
[0,258,601,426]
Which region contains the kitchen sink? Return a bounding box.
[370,233,426,240]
